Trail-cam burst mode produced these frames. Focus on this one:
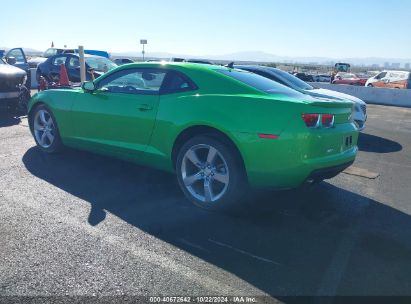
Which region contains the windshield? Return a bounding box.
[266,67,314,91]
[85,57,117,73]
[0,58,4,64]
[220,69,304,97]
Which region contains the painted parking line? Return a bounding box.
[343,166,379,179]
[208,239,282,266]
[177,238,210,253]
[315,198,370,300]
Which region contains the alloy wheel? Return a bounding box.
[33,109,55,148]
[181,144,230,203]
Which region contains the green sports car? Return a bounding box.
[28,62,358,210]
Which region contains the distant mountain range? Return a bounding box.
[112,50,411,67]
[2,46,410,67]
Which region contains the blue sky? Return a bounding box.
[2,0,411,58]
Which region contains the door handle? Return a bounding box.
[138,104,153,111]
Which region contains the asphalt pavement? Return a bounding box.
[0,104,411,302]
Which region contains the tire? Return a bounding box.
[30,104,64,153]
[17,85,30,115]
[367,84,373,87]
[176,135,247,211]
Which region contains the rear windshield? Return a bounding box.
[219,69,303,96]
[266,67,314,91]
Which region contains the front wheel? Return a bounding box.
[30,105,64,153]
[176,136,247,211]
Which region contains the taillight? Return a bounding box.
[302,113,335,128]
[321,114,335,128]
[302,114,320,128]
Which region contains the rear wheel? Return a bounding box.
[176,136,247,211]
[30,105,63,153]
[367,84,373,87]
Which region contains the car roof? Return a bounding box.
[112,62,230,73]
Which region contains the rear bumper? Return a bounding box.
[232,123,359,189]
[305,160,353,183]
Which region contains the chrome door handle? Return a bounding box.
[138,104,153,111]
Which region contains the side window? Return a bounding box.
[7,49,26,63]
[68,57,80,69]
[161,71,198,94]
[379,72,387,79]
[52,56,67,66]
[44,48,57,57]
[97,68,166,95]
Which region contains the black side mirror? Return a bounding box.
[6,56,16,65]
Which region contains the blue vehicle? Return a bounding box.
[36,53,117,83]
[80,50,110,58]
[43,48,110,59]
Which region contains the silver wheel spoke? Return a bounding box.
[46,132,54,143]
[40,132,47,145]
[204,179,213,202]
[206,146,217,164]
[40,111,47,124]
[213,172,229,185]
[47,118,53,127]
[183,172,202,186]
[34,122,45,131]
[186,149,202,168]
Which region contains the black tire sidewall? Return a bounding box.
[176,135,246,211]
[30,104,63,153]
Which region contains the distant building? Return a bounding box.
[384,62,390,69]
[371,64,380,69]
[391,63,401,69]
[405,63,410,70]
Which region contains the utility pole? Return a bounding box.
[140,39,147,61]
[78,45,86,84]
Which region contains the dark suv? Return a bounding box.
[0,55,30,114]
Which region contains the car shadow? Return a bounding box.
[358,132,402,153]
[22,147,411,299]
[0,112,21,128]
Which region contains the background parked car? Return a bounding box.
[184,59,213,65]
[2,48,31,89]
[43,47,76,58]
[0,57,30,114]
[37,54,117,83]
[332,72,367,86]
[365,70,411,89]
[293,72,314,82]
[235,65,367,130]
[313,74,331,82]
[114,58,134,65]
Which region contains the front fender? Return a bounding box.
[28,89,77,139]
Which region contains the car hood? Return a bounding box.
[28,57,47,64]
[0,64,26,78]
[305,88,365,105]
